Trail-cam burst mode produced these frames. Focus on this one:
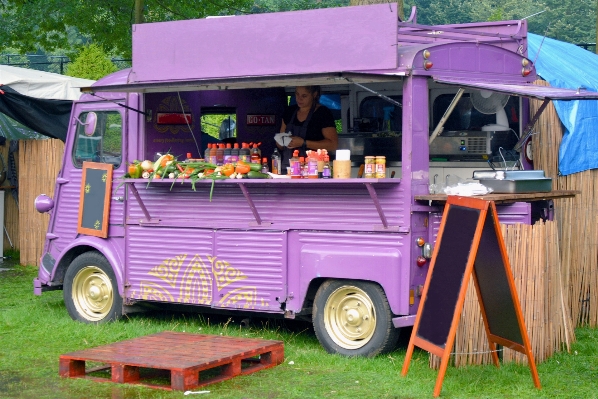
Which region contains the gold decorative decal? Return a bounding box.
[139,281,175,302]
[102,173,107,183]
[179,255,212,305]
[94,220,101,230]
[148,254,187,287]
[85,183,91,194]
[210,256,247,291]
[218,286,258,309]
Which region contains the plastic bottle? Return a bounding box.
[204,144,211,162]
[271,148,281,175]
[307,156,319,179]
[223,143,232,164]
[231,143,240,163]
[290,150,301,179]
[250,144,261,164]
[216,144,225,166]
[300,157,308,178]
[261,157,269,173]
[383,106,394,132]
[186,152,193,162]
[322,155,332,179]
[209,143,217,165]
[239,143,250,163]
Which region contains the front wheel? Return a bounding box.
[313,279,399,357]
[63,252,123,323]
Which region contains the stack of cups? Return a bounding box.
[333,150,351,179]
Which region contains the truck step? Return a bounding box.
[59,331,284,391]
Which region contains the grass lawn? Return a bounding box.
[1,263,597,399]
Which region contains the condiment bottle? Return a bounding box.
[307,155,318,179]
[239,143,250,163]
[271,148,281,175]
[364,156,375,178]
[204,144,211,162]
[223,143,232,164]
[299,157,308,178]
[209,143,217,165]
[231,143,240,163]
[375,156,386,178]
[216,143,225,166]
[261,157,269,173]
[290,150,301,179]
[322,155,332,179]
[250,144,261,164]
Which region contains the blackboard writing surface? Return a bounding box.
[77,162,113,238]
[474,207,523,345]
[417,205,480,347]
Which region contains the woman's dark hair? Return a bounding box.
[301,85,321,102]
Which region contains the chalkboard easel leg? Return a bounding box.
[433,351,452,397]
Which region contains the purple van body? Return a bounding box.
[35,4,587,332]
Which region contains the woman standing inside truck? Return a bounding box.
[278,86,338,164]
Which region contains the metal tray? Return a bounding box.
[472,170,547,180]
[478,178,552,193]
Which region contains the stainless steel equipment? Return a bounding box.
[473,170,552,193]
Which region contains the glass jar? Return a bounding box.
[375,156,386,178]
[364,156,375,178]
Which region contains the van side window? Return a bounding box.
[72,111,122,168]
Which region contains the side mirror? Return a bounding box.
[84,112,98,136]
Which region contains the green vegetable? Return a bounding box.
[247,171,270,179]
[249,163,262,172]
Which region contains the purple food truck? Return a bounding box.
[33,4,598,357]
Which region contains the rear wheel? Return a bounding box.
[63,252,122,323]
[312,279,399,357]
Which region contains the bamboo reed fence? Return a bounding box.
[16,139,64,265]
[429,79,591,368]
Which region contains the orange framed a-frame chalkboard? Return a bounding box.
[401,196,540,397]
[77,162,113,238]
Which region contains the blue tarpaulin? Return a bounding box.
[528,33,598,175]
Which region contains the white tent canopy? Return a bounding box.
[0,65,94,100]
[0,65,95,139]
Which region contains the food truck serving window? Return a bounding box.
[72,111,123,168]
[432,94,520,132]
[358,96,402,133]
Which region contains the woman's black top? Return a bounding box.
[282,104,336,141]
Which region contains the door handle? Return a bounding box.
[112,196,124,202]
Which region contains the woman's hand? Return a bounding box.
[287,136,305,149]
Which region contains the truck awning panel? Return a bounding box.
[434,77,598,100]
[81,71,405,94]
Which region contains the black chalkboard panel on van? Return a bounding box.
[77,162,113,238]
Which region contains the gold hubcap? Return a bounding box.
[71,266,113,322]
[323,286,376,350]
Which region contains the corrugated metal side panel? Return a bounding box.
[213,230,286,312]
[127,182,406,231]
[109,169,125,226]
[429,202,532,242]
[286,230,407,315]
[49,168,83,255]
[126,226,215,305]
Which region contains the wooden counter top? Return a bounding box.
[415,190,579,204]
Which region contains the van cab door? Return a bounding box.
[44,102,126,265]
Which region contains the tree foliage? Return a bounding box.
[0,0,596,60]
[65,44,118,80]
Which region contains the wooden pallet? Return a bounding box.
[59,331,284,391]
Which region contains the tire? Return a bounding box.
[63,252,123,323]
[312,279,399,357]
